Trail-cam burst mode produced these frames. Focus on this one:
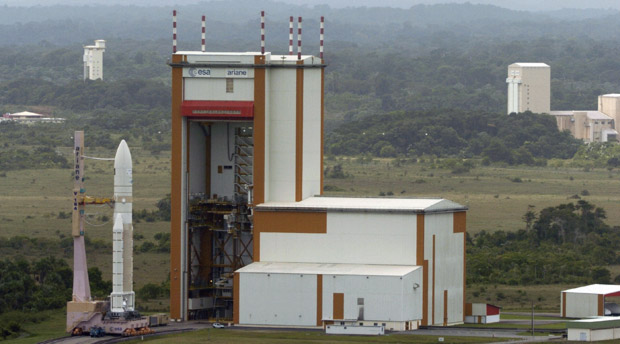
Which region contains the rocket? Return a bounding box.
[110,140,135,313]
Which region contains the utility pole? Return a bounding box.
[531,301,534,336]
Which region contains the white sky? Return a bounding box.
[0,0,618,11]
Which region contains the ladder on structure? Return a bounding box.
[234,127,253,203]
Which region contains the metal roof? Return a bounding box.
[549,111,574,116]
[9,111,44,118]
[585,111,613,120]
[601,94,620,98]
[563,284,620,296]
[236,261,420,277]
[549,111,612,120]
[256,196,467,214]
[510,62,550,68]
[567,317,620,330]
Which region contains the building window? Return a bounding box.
[226,78,234,93]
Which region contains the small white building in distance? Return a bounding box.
[562,284,620,318]
[83,40,105,80]
[506,63,551,114]
[465,303,500,324]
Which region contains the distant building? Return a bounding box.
[598,94,620,125]
[506,63,550,114]
[506,63,620,143]
[550,111,617,143]
[465,303,500,324]
[83,40,105,80]
[2,111,65,124]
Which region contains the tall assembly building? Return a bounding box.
[506,62,550,114]
[83,40,106,80]
[169,14,466,331]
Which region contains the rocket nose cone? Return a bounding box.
[114,140,132,169]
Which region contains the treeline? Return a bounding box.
[0,78,169,112]
[468,201,618,285]
[0,257,110,339]
[326,110,581,164]
[0,257,111,313]
[0,146,68,172]
[0,42,170,84]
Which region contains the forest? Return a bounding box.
[468,201,618,285]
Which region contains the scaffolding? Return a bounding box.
[234,127,253,203]
[186,126,254,321]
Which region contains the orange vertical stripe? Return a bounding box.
[253,227,260,263]
[333,293,344,320]
[317,275,323,326]
[170,53,184,320]
[234,273,240,324]
[598,294,604,316]
[252,55,266,265]
[454,211,467,322]
[443,290,448,326]
[432,235,436,325]
[320,66,324,195]
[295,61,304,201]
[453,212,466,233]
[417,214,427,326]
[253,55,266,205]
[562,292,566,318]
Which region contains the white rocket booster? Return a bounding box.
[110,140,135,313]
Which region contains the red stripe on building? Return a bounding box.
[181,100,254,120]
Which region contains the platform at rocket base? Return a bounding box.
[110,140,134,314]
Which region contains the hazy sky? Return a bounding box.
[1,0,619,11]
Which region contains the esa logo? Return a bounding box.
[188,68,211,77]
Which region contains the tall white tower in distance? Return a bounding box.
[506,62,550,114]
[83,40,106,80]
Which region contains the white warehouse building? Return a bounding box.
[235,197,467,330]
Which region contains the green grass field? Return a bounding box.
[323,157,620,234]
[0,146,171,290]
[466,283,580,312]
[3,310,67,344]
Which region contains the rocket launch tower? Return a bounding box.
[66,132,150,336]
[168,11,326,321]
